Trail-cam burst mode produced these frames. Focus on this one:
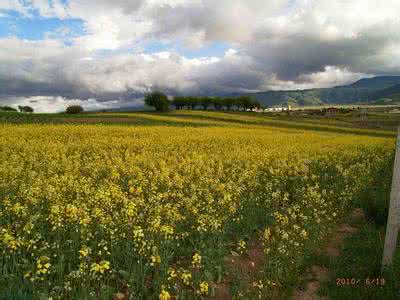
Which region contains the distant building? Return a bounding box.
[325,107,340,115]
[264,105,291,112]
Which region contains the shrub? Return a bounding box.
[0,106,17,112]
[66,105,84,114]
[18,106,34,113]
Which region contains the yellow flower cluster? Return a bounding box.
[0,228,23,252]
[237,239,247,253]
[192,252,202,267]
[0,119,394,298]
[24,256,51,282]
[150,255,161,266]
[199,281,209,295]
[36,256,51,275]
[90,260,110,274]
[159,289,171,300]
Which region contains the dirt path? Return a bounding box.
[291,208,365,300]
[207,240,266,299]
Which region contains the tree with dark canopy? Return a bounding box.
[66,105,84,114]
[186,97,199,110]
[172,96,186,110]
[200,97,212,110]
[237,96,253,110]
[144,91,170,112]
[18,105,34,113]
[212,97,223,110]
[222,98,235,110]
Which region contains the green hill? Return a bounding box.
[371,83,400,105]
[249,76,400,107]
[346,76,400,89]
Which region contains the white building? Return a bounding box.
[264,105,291,112]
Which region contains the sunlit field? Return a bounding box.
[0,111,395,299]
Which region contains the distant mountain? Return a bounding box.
[248,76,400,107]
[346,76,400,89]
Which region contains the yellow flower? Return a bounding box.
[263,228,271,241]
[167,268,177,281]
[150,255,161,266]
[79,246,90,258]
[159,290,170,300]
[237,240,246,253]
[199,281,209,295]
[90,260,111,274]
[253,280,264,289]
[35,256,51,276]
[181,270,192,285]
[192,252,202,267]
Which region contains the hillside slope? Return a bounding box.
[249,76,400,107]
[371,83,400,104]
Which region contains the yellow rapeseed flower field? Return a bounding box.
[0,113,395,299]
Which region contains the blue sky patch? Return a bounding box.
[0,10,84,41]
[0,7,230,58]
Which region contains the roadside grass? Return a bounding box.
[301,167,400,300]
[319,219,400,300]
[291,209,400,300]
[292,148,400,300]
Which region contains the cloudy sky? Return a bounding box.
[1,0,400,112]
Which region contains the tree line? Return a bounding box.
[1,92,262,114]
[145,91,261,112]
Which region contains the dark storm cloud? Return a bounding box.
[247,20,400,82]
